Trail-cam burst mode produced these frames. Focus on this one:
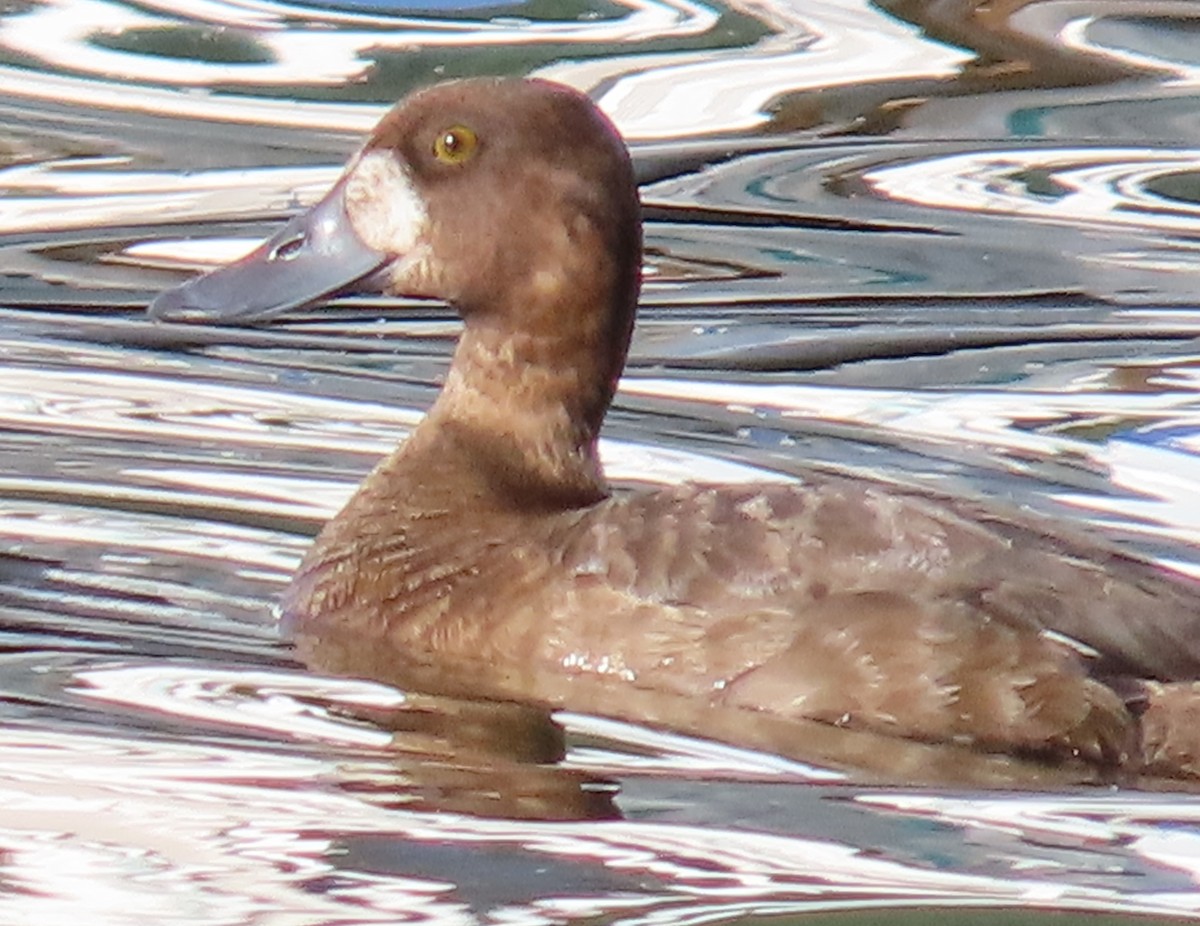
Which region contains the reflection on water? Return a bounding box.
[4,0,1200,921]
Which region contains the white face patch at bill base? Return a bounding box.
[342,150,430,255]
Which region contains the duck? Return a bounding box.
[151,76,1200,782]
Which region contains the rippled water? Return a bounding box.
[5,0,1200,922]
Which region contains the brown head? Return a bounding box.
[150,78,643,500]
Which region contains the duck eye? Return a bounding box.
[432,125,478,165]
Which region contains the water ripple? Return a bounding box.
[6,1,1200,920]
[4,0,721,87]
[864,146,1200,232]
[3,718,1199,923]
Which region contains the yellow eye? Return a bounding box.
[432,125,479,165]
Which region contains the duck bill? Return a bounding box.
[149,179,391,324]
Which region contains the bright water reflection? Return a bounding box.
[4,698,1200,923]
[5,0,1200,922]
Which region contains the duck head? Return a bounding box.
[151,78,642,447]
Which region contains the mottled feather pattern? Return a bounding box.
[288,470,1176,763]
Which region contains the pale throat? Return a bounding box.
[426,214,626,470]
[421,320,609,491]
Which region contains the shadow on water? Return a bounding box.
[4,0,1200,921]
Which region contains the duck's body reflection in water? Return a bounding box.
[152,77,1200,786]
[333,691,621,820]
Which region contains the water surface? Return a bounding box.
[4,0,1200,921]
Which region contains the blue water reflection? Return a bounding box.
[5,0,1200,922]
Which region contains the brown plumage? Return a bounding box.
[152,77,1200,783]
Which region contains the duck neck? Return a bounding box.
[411,257,637,510]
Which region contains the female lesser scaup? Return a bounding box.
[152,77,1200,780]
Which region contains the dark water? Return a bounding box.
[4,0,1200,921]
